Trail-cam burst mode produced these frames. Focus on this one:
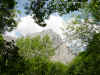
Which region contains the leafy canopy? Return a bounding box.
[28,0,88,26]
[16,35,55,60]
[0,0,16,33]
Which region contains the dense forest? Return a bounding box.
[0,0,100,75]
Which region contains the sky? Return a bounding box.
[6,0,92,39]
[6,0,91,39]
[4,0,93,53]
[6,13,65,39]
[5,0,68,39]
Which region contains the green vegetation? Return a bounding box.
[22,56,67,75]
[0,0,22,74]
[12,35,68,75]
[0,0,16,33]
[0,0,100,75]
[65,33,100,75]
[29,0,88,26]
[0,37,26,75]
[88,0,100,21]
[3,33,99,75]
[16,35,55,60]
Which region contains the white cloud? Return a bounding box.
[17,15,44,36]
[6,14,65,39]
[45,14,64,38]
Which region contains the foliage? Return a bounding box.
[65,33,100,75]
[0,34,4,47]
[28,0,88,26]
[14,32,100,75]
[0,36,27,75]
[26,0,100,27]
[0,0,16,33]
[0,0,25,75]
[0,0,100,75]
[62,8,100,53]
[16,35,55,60]
[15,35,68,75]
[20,56,67,75]
[21,33,100,75]
[0,0,20,74]
[88,0,100,21]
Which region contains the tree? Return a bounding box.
[0,36,27,75]
[0,0,17,33]
[88,0,100,22]
[62,6,100,54]
[0,1,28,75]
[66,33,100,75]
[16,35,55,60]
[28,0,88,26]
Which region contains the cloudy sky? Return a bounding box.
[5,0,67,39]
[5,0,88,39]
[4,0,92,53]
[6,13,65,39]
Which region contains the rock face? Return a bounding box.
[51,43,75,64]
[39,29,64,48]
[27,29,75,64]
[27,29,63,47]
[4,29,75,64]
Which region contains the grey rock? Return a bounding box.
[4,29,75,64]
[27,29,75,64]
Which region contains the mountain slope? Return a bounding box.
[4,29,75,63]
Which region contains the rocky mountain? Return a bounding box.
[51,43,75,64]
[26,29,75,63]
[3,29,75,64]
[27,29,63,47]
